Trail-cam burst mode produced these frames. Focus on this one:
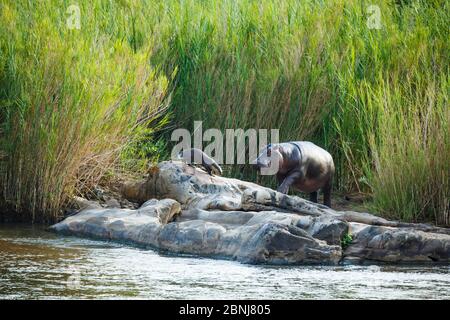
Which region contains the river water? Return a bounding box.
[0,224,449,299]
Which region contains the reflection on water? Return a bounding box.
[0,224,449,299]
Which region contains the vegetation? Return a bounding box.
[341,233,353,250]
[0,0,448,224]
[0,0,168,222]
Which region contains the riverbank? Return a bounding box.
[1,0,448,224]
[49,161,450,265]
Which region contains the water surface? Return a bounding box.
[0,224,448,299]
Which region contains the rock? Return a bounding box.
[52,161,450,265]
[52,199,181,246]
[343,223,450,263]
[338,211,450,235]
[119,198,139,210]
[72,196,102,210]
[51,198,341,264]
[93,186,107,201]
[306,215,349,246]
[105,198,121,208]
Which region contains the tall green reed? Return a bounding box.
[0,0,168,222]
[150,0,449,224]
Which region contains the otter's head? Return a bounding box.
[253,144,282,175]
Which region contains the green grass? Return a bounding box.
[341,233,353,250]
[151,0,449,224]
[0,0,168,222]
[0,0,448,225]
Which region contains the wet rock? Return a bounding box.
[52,161,450,265]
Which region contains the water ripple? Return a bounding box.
[0,224,449,299]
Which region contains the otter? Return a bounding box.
[253,141,334,207]
[178,148,223,176]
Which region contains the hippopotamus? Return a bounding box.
[253,141,335,207]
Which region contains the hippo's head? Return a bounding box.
[252,144,282,175]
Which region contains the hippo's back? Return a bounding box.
[292,141,333,167]
[288,141,334,192]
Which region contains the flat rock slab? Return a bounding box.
[51,161,450,265]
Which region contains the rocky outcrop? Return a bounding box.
[51,161,450,265]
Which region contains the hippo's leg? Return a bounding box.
[323,178,332,207]
[309,191,318,203]
[277,171,303,194]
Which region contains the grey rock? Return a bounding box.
[51,161,450,265]
[72,196,102,210]
[343,223,450,263]
[306,215,349,246]
[105,198,121,208]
